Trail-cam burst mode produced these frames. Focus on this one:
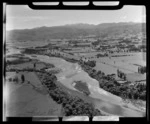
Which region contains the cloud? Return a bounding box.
[120,16,127,20]
[7,16,51,22]
[142,15,146,19]
[133,14,146,23]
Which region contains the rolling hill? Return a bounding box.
[6,22,146,41]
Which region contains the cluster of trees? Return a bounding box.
[7,54,25,58]
[138,66,146,74]
[79,60,96,68]
[6,59,56,73]
[8,76,19,83]
[6,67,49,75]
[85,60,96,67]
[96,53,108,58]
[128,47,141,52]
[78,62,105,79]
[63,58,78,63]
[111,54,131,57]
[8,74,25,84]
[79,63,146,101]
[47,53,78,63]
[68,53,74,55]
[6,58,31,66]
[74,81,91,96]
[36,72,102,116]
[117,69,126,80]
[21,48,44,55]
[99,79,146,100]
[138,45,146,51]
[92,40,99,46]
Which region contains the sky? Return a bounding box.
[6,4,146,31]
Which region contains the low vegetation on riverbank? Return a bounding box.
[21,48,44,55]
[78,61,146,101]
[19,49,146,102]
[73,81,91,96]
[6,57,55,72]
[6,56,103,117]
[6,57,32,65]
[36,71,103,117]
[17,48,146,111]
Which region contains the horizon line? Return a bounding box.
[6,21,145,31]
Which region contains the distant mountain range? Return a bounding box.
[7,22,146,41]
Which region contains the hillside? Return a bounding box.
[6,22,146,41]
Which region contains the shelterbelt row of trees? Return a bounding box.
[6,62,103,116]
[36,71,103,117]
[138,66,146,74]
[78,61,146,101]
[21,48,146,101]
[36,49,146,101]
[81,60,96,67]
[117,69,127,80]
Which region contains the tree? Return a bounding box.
[33,62,36,69]
[21,74,25,83]
[139,91,146,100]
[109,82,115,88]
[128,92,132,99]
[64,104,72,116]
[8,77,12,82]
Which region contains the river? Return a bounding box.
[24,54,145,117]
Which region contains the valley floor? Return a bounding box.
[5,53,146,117]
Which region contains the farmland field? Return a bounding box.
[5,42,146,117]
[22,54,145,117]
[5,11,146,118]
[5,71,62,117]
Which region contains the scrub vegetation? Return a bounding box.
[79,61,146,101]
[36,72,103,117]
[73,80,91,96]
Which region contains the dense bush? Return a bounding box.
[117,69,126,80]
[21,48,44,55]
[81,60,96,67]
[8,76,19,83]
[8,77,13,82]
[74,81,90,96]
[79,62,146,101]
[96,53,108,58]
[6,59,31,65]
[36,72,102,116]
[138,66,146,74]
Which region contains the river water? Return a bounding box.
[24,54,145,117]
[5,39,146,117]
